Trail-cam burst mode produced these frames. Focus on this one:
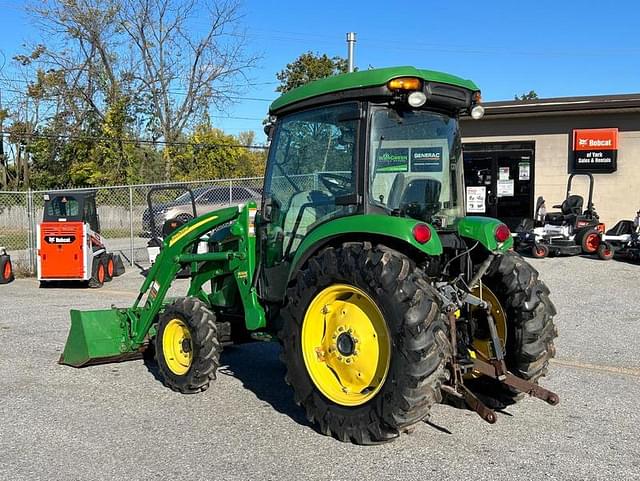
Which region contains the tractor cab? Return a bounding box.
[260,68,484,299]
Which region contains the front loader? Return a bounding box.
[60,66,559,444]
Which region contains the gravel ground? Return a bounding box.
[0,256,639,481]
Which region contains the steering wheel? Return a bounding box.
[318,173,352,196]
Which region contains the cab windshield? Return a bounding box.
[369,108,464,228]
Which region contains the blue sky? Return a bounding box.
[1,0,639,142]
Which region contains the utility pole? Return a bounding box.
[346,32,356,73]
[0,90,6,189]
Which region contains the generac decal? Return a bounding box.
[573,128,618,151]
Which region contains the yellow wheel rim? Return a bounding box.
[301,284,391,407]
[162,318,193,375]
[469,285,507,361]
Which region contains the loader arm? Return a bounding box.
[60,202,266,367]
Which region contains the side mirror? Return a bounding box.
[264,116,276,138]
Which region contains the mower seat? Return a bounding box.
[545,195,583,225]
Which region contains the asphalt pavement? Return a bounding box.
[0,256,638,481]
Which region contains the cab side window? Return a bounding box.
[263,103,359,262]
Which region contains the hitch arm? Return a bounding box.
[472,358,560,406]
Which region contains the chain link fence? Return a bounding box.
[0,177,264,275]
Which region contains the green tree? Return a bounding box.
[514,90,539,101]
[276,52,349,93]
[171,125,266,181]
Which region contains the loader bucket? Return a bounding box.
[59,308,142,367]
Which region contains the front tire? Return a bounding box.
[0,255,14,284]
[155,297,220,394]
[597,242,614,260]
[531,244,549,259]
[467,251,557,408]
[281,243,451,444]
[88,256,105,288]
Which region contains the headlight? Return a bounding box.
[471,105,485,120]
[407,91,427,108]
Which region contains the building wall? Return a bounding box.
[461,112,640,226]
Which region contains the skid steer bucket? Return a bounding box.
[59,308,141,367]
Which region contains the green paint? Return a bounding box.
[270,66,479,113]
[61,202,266,367]
[456,216,514,252]
[60,308,130,366]
[290,214,443,275]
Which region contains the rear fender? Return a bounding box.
[289,214,443,282]
[456,216,513,252]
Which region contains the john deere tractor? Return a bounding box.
[60,66,558,444]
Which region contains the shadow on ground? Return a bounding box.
[218,342,312,428]
[143,341,312,429]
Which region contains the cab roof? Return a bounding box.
[269,66,479,114]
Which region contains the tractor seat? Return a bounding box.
[545,195,583,225]
[388,174,442,222]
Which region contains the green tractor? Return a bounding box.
[60,66,558,444]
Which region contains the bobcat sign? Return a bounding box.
[572,128,618,173]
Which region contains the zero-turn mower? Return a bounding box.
[37,190,125,287]
[60,66,558,444]
[595,210,640,261]
[514,173,604,258]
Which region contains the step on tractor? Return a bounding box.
[60,67,558,444]
[514,173,604,258]
[596,210,640,261]
[0,247,15,284]
[38,190,126,287]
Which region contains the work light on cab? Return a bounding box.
[387,77,422,91]
[408,91,427,107]
[495,224,511,243]
[412,223,431,244]
[471,91,484,119]
[471,105,485,120]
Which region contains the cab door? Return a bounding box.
[259,102,361,301]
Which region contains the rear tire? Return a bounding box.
[467,251,557,408]
[580,229,600,254]
[155,297,220,394]
[281,242,451,444]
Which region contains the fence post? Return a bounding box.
[128,186,134,266]
[229,180,233,205]
[25,189,34,274]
